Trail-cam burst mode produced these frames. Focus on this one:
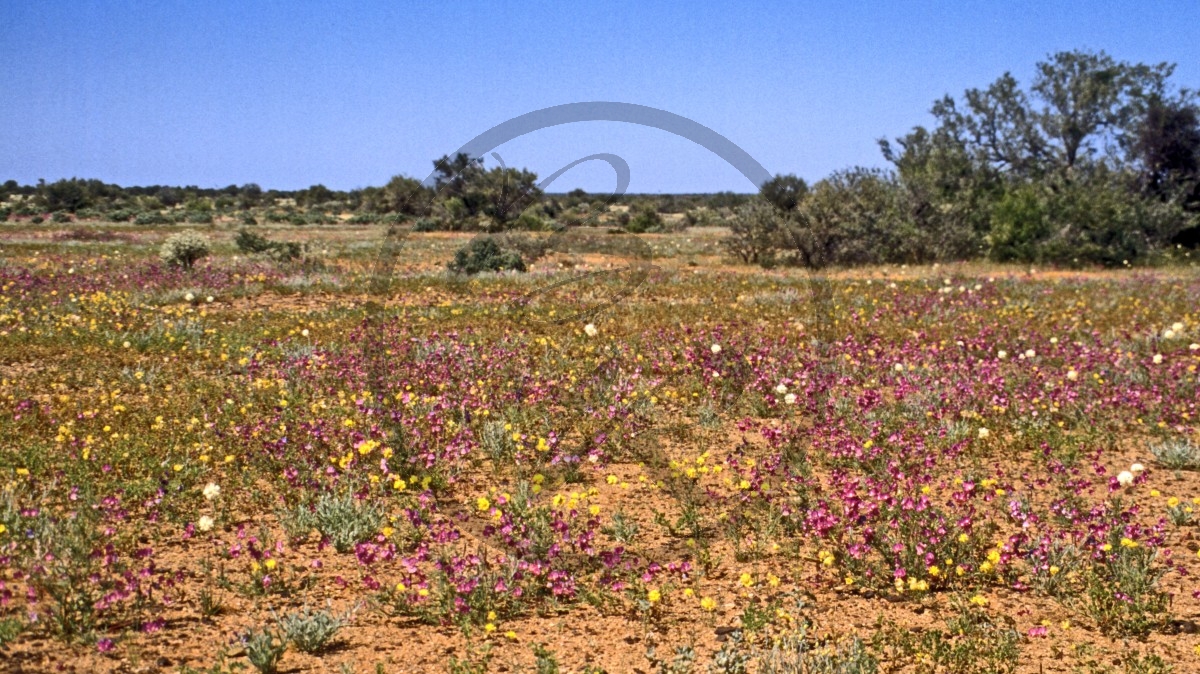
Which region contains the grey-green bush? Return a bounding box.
[159,231,210,269]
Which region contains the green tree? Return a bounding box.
[759,173,808,212]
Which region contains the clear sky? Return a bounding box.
[2,1,1198,193]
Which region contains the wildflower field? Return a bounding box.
[3,224,1200,673]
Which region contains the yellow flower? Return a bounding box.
[986,550,1001,564]
[264,559,277,570]
[1168,496,1180,508]
[1049,565,1060,576]
[1119,537,1138,549]
[505,631,517,640]
[1150,489,1161,497]
[738,572,754,588]
[396,582,407,592]
[1101,543,1113,552]
[647,589,661,603]
[476,497,490,512]
[969,595,988,607]
[484,623,496,633]
[683,588,694,598]
[700,597,717,611]
[957,533,969,543]
[0,524,6,535]
[767,573,781,587]
[928,566,940,577]
[588,505,601,516]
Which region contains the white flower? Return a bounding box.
[1050,337,1058,344]
[784,393,797,405]
[978,428,990,439]
[1172,322,1184,332]
[1024,349,1035,359]
[1130,463,1145,474]
[997,350,1008,360]
[893,363,905,372]
[1164,329,1176,340]
[584,323,598,338]
[205,296,214,303]
[775,383,788,395]
[1191,343,1200,351]
[710,344,721,355]
[1066,369,1078,381]
[301,329,309,337]
[197,515,215,532]
[202,483,221,500]
[1152,354,1163,364]
[1117,471,1134,486]
[184,292,195,302]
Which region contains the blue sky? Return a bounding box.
[2,1,1198,193]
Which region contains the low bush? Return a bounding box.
[159,231,210,269]
[448,237,526,274]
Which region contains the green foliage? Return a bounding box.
[240,626,287,674]
[987,184,1050,262]
[784,168,907,269]
[873,599,1019,674]
[1150,438,1200,470]
[624,202,665,233]
[0,617,25,647]
[533,643,560,674]
[107,208,138,222]
[760,174,808,212]
[1080,537,1169,636]
[722,200,780,265]
[447,237,526,275]
[312,491,384,553]
[277,605,348,653]
[757,631,878,674]
[160,231,211,269]
[135,211,171,225]
[234,229,305,263]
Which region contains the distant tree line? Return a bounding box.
[0,159,747,232]
[731,49,1200,268]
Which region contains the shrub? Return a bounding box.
[106,208,137,222]
[50,212,71,223]
[135,211,171,225]
[234,229,275,254]
[277,605,348,653]
[234,229,305,263]
[312,492,383,553]
[1150,438,1200,470]
[447,237,526,275]
[411,217,439,231]
[30,215,44,224]
[240,625,287,674]
[159,231,210,269]
[186,211,214,225]
[722,200,781,265]
[347,212,379,225]
[625,203,664,233]
[239,212,258,225]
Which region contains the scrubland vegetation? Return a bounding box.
[2,48,1200,673]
